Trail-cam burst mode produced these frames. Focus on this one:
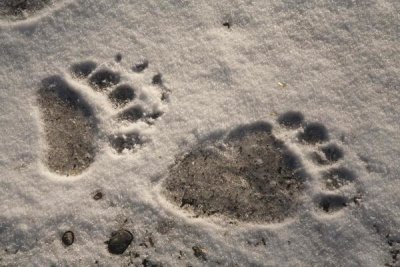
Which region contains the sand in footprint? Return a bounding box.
[164,122,307,223]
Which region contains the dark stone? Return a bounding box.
[192,246,207,261]
[107,229,133,255]
[115,53,122,62]
[223,22,231,28]
[62,231,74,246]
[93,191,103,200]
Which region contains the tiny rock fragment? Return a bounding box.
[107,229,133,255]
[62,231,75,246]
[192,245,207,261]
[278,82,287,88]
[223,22,231,28]
[115,53,122,62]
[93,190,103,200]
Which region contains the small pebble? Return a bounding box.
[107,229,133,254]
[278,81,287,88]
[93,191,103,200]
[62,231,74,246]
[192,245,207,261]
[115,53,122,62]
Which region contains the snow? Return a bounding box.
[0,0,399,266]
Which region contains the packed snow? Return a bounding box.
[0,0,399,266]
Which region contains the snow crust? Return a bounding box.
[0,0,399,266]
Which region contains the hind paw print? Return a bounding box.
[162,110,359,224]
[37,56,169,176]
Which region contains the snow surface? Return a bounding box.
[0,0,399,266]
